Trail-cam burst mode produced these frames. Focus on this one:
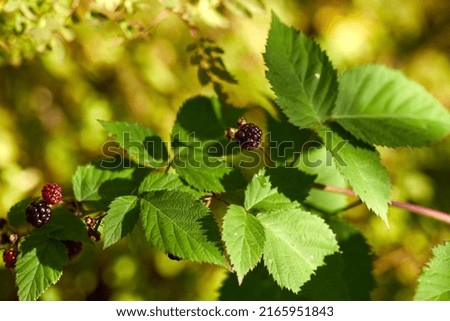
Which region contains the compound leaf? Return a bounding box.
[333,65,450,147]
[222,205,265,283]
[264,14,338,128]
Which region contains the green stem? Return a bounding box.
[312,183,450,225]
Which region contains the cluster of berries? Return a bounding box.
[25,183,62,228]
[226,117,262,150]
[1,218,20,269]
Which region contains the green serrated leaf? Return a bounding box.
[103,196,139,249]
[16,235,68,301]
[172,146,231,192]
[258,208,338,292]
[222,205,265,282]
[251,192,300,212]
[139,190,225,266]
[264,14,338,128]
[99,120,169,167]
[319,126,391,225]
[244,169,275,211]
[32,208,91,244]
[415,242,450,300]
[333,65,450,147]
[72,162,135,209]
[138,172,185,194]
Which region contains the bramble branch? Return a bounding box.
[312,183,450,225]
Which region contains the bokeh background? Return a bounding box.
[1,0,449,300]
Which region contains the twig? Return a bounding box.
[312,183,450,225]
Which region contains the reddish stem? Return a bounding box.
[312,183,450,225]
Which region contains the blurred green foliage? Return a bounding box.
[1,0,449,300]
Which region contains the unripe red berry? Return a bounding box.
[41,183,63,205]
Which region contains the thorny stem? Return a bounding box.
[312,183,450,225]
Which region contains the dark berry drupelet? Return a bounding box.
[26,200,52,228]
[41,183,62,205]
[62,240,83,260]
[234,123,262,150]
[3,249,19,268]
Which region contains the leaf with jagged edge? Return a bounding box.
[99,120,169,168]
[222,205,265,283]
[415,242,450,300]
[333,65,450,147]
[258,208,338,293]
[318,125,391,226]
[16,235,68,301]
[139,190,226,267]
[103,196,140,249]
[72,161,136,210]
[244,169,275,211]
[264,13,338,128]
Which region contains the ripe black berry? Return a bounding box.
[234,123,262,150]
[26,200,52,228]
[3,249,19,268]
[62,240,83,260]
[41,183,62,205]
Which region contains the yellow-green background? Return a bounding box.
[0,0,449,300]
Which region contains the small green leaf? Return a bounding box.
[251,192,299,212]
[319,126,391,225]
[244,169,275,211]
[172,146,231,192]
[103,196,140,249]
[258,208,338,292]
[222,205,265,282]
[415,242,450,300]
[264,14,338,128]
[266,110,314,163]
[99,120,169,167]
[138,172,185,194]
[139,190,225,266]
[333,65,450,147]
[16,235,68,301]
[72,162,135,209]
